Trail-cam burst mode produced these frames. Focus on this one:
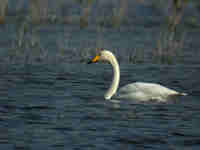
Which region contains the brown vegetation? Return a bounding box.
[0,0,8,24]
[153,31,185,64]
[80,0,93,28]
[168,0,187,32]
[1,0,198,64]
[29,0,49,24]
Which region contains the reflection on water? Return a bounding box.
[0,63,200,150]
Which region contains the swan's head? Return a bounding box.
[88,50,115,64]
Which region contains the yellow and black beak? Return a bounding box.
[88,55,100,64]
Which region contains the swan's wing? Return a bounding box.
[119,82,178,94]
[116,82,180,101]
[118,82,141,94]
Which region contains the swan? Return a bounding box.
[88,49,187,101]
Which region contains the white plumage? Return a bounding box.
[89,50,187,101]
[114,82,186,101]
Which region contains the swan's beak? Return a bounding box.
[88,55,99,64]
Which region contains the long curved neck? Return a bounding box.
[104,55,120,99]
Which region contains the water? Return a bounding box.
[0,63,199,150]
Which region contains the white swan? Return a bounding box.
[88,50,187,101]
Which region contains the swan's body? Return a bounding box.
[88,50,187,101]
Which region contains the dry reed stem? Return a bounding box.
[80,1,92,28]
[168,0,187,31]
[0,0,8,24]
[153,30,185,64]
[29,0,49,24]
[112,0,128,27]
[119,0,128,17]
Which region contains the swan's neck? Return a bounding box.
[104,55,120,99]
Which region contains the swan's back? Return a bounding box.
[115,82,184,101]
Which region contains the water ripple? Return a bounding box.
[0,63,199,150]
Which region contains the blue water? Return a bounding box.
[0,63,199,150]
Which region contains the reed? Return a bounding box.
[0,0,8,24]
[150,0,187,64]
[153,30,185,64]
[80,0,93,28]
[119,0,128,18]
[128,48,145,64]
[29,0,49,24]
[168,0,187,32]
[111,0,128,28]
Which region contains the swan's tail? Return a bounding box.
[170,89,187,96]
[178,92,187,96]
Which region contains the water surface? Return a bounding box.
[0,63,199,150]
